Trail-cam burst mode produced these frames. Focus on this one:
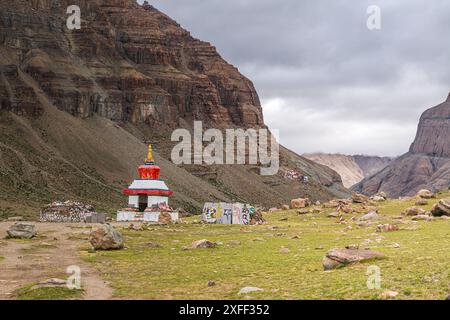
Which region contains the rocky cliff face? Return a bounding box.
[0,0,348,217]
[353,92,450,198]
[304,153,392,188]
[1,0,263,128]
[409,93,450,157]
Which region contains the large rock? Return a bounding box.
[351,193,369,204]
[415,199,429,206]
[323,248,385,270]
[360,211,379,221]
[376,224,399,232]
[323,199,352,208]
[431,198,450,217]
[182,239,217,250]
[290,198,310,209]
[89,224,124,250]
[417,189,435,199]
[371,195,385,202]
[403,207,426,216]
[375,192,387,199]
[6,222,37,239]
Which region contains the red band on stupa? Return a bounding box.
[123,189,173,196]
[138,162,161,180]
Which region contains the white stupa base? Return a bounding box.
[117,211,179,223]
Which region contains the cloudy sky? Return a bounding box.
[143,0,450,156]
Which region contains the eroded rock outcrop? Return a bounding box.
[353,92,450,198]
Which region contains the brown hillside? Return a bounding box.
[0,0,348,217]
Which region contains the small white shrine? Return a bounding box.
[117,145,178,223]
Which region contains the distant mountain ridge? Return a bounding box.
[304,153,393,188]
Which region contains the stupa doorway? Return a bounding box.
[138,195,147,212]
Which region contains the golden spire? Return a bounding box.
[146,144,154,162]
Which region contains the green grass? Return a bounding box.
[16,284,83,300]
[0,256,4,262]
[82,193,450,300]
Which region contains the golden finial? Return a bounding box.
[146,144,154,162]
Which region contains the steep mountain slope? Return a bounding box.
[353,93,450,198]
[303,153,392,188]
[0,0,348,217]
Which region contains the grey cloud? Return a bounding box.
[141,0,450,156]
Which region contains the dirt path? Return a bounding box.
[0,222,113,300]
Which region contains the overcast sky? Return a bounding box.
[141,0,450,157]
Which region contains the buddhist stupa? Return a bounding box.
[117,145,178,222]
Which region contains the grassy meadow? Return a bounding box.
[80,192,450,300]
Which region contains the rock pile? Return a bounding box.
[40,201,104,223]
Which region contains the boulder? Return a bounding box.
[327,212,340,218]
[182,239,216,250]
[207,280,216,287]
[142,242,161,248]
[352,193,369,204]
[360,211,379,221]
[238,287,263,295]
[417,189,435,199]
[376,224,399,232]
[296,209,310,215]
[268,208,278,213]
[279,247,290,254]
[6,222,37,239]
[431,198,450,217]
[403,207,426,216]
[371,195,385,202]
[250,209,265,225]
[158,212,173,224]
[380,290,399,300]
[290,198,311,209]
[415,199,429,206]
[323,248,385,270]
[412,215,432,221]
[89,224,124,250]
[375,192,387,199]
[324,199,352,208]
[281,205,290,211]
[340,206,353,214]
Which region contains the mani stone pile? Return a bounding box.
[40,201,105,223]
